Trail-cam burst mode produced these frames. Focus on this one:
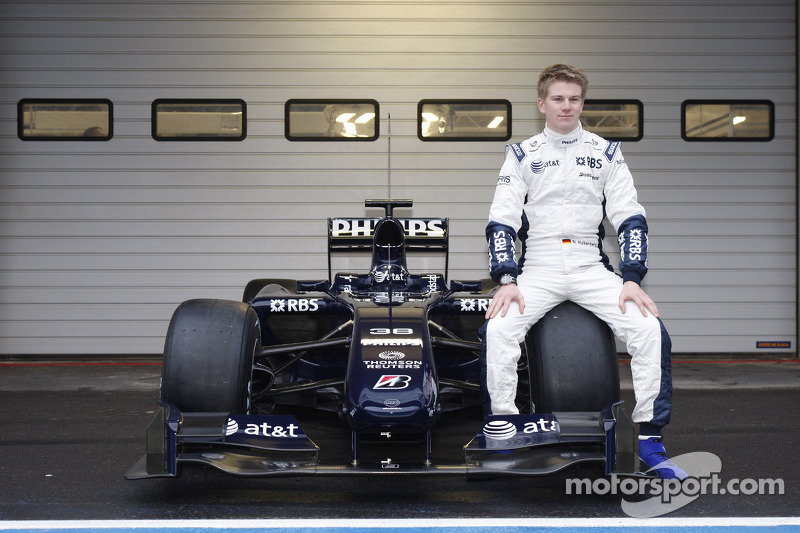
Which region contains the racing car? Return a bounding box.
[126,199,641,479]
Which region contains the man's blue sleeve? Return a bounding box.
[617,214,649,284]
[486,221,518,282]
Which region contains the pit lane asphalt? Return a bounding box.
[0,358,798,520]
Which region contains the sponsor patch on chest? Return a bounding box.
[531,159,560,174]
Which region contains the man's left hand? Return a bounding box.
[619,281,660,318]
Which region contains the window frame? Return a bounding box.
[151,98,247,141]
[284,99,380,142]
[17,98,113,141]
[416,99,512,142]
[681,99,775,142]
[581,99,643,142]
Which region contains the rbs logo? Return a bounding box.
[619,228,645,262]
[628,228,643,261]
[576,156,603,169]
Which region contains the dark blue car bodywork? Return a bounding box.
[126,200,638,479]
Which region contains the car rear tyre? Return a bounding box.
[161,299,260,413]
[527,301,619,412]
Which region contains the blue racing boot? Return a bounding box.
[638,436,688,480]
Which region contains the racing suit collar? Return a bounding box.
[543,124,582,148]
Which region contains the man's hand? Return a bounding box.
[619,280,660,318]
[485,283,525,319]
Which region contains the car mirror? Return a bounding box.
[296,280,330,293]
[449,280,482,293]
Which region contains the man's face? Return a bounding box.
[537,80,584,135]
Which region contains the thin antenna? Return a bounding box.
[387,113,392,322]
[387,113,391,200]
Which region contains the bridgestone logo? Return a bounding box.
[373,375,411,389]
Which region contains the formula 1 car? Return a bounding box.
[126,199,640,479]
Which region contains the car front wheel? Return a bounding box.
[160,299,260,413]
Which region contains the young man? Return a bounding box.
[483,63,685,479]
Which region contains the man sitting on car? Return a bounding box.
[482,63,686,480]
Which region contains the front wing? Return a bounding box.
[125,402,640,479]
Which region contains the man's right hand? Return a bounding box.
[485,283,525,319]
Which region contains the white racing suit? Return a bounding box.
[484,125,671,430]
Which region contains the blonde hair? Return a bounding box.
[537,63,589,100]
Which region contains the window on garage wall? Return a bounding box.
[18,99,112,140]
[152,99,246,140]
[581,100,643,141]
[682,100,774,141]
[285,99,379,141]
[417,100,511,141]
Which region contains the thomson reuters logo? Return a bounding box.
[225,418,239,436]
[482,420,517,440]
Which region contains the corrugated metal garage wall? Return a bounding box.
[0,0,795,354]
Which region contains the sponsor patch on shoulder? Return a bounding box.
[509,143,526,163]
[604,141,620,162]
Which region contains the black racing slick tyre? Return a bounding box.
[527,301,619,413]
[161,299,260,414]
